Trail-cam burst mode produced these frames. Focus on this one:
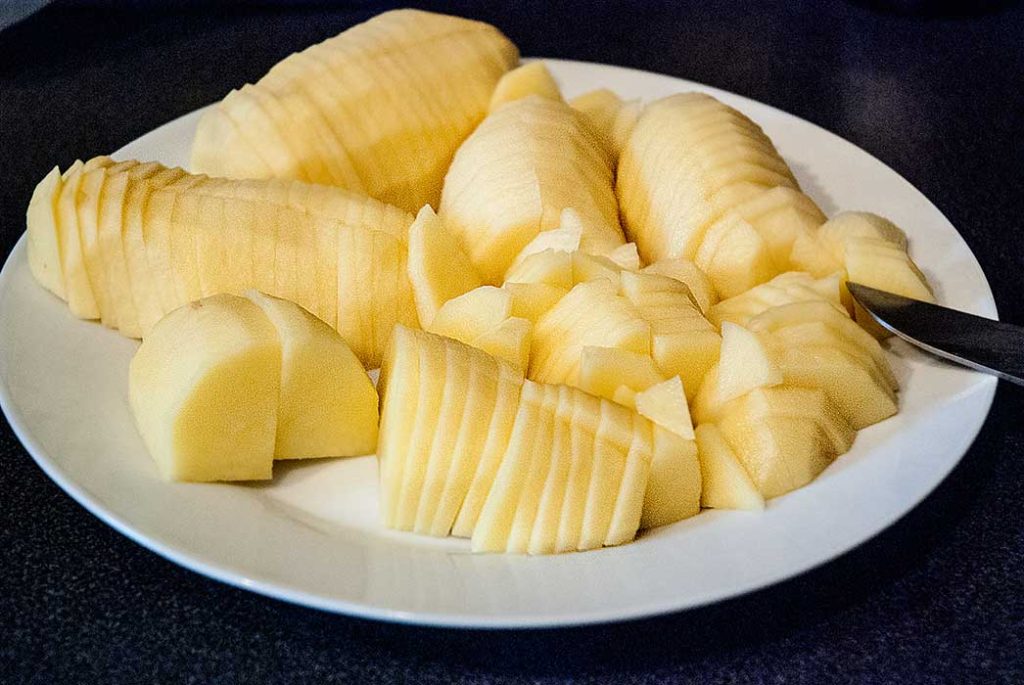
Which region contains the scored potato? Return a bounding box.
[472,379,657,553]
[191,9,519,213]
[440,96,625,283]
[377,326,524,536]
[27,158,417,366]
[617,92,799,264]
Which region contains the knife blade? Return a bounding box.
[847,283,1024,386]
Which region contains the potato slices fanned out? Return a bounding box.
[377,326,524,537]
[27,158,416,366]
[617,92,799,264]
[191,9,519,213]
[440,96,625,283]
[472,380,654,554]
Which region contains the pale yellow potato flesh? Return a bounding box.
[694,424,764,511]
[489,61,563,112]
[440,96,623,283]
[640,427,701,529]
[406,205,482,327]
[27,157,416,366]
[23,30,936,556]
[129,294,281,482]
[26,166,66,299]
[376,327,523,535]
[472,380,654,553]
[245,291,378,460]
[191,9,519,213]
[715,322,783,405]
[617,92,798,264]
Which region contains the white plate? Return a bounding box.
[0,59,998,628]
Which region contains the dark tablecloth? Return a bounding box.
[2,1,1022,682]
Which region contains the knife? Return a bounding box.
[847,283,1024,386]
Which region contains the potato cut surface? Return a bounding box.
[129,294,281,482]
[191,9,519,213]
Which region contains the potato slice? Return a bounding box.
[26,166,66,300]
[123,166,188,335]
[635,376,695,440]
[378,327,524,534]
[246,291,378,460]
[694,423,764,510]
[73,160,117,321]
[577,346,663,402]
[528,385,576,554]
[716,322,783,404]
[406,205,482,327]
[504,281,567,323]
[140,176,203,317]
[56,159,101,319]
[471,317,532,371]
[718,412,835,499]
[100,161,163,334]
[640,427,701,528]
[427,286,512,343]
[472,380,653,553]
[578,397,634,550]
[489,61,563,112]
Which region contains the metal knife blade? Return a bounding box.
[847,283,1024,386]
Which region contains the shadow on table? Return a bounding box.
[275,382,1014,679]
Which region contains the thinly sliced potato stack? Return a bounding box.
[27,157,421,366]
[440,96,625,283]
[191,9,519,213]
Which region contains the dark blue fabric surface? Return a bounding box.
[1,1,1022,682]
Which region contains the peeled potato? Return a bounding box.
[617,92,798,263]
[489,61,562,111]
[129,294,281,482]
[26,158,416,366]
[440,96,624,283]
[130,292,378,480]
[191,9,518,213]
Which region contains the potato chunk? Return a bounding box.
[129,294,281,481]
